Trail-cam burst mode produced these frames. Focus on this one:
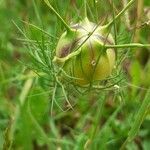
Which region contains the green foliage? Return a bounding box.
[0,0,150,150]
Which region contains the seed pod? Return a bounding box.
[54,18,115,86]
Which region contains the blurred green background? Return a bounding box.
[0,0,150,150]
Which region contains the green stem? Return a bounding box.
[105,43,150,49]
[9,71,34,149]
[91,96,107,140]
[111,0,118,59]
[43,0,72,32]
[1,72,45,85]
[28,97,73,146]
[56,77,73,110]
[84,0,87,18]
[120,88,150,150]
[84,95,107,149]
[105,0,135,28]
[32,0,42,25]
[21,20,58,39]
[93,0,98,22]
[53,42,150,63]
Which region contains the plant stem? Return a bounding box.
[84,95,107,149]
[9,71,34,150]
[28,98,73,146]
[105,0,135,28]
[93,0,98,22]
[83,0,87,18]
[133,0,144,43]
[21,20,58,39]
[56,77,73,110]
[120,88,150,150]
[123,0,131,29]
[91,96,107,139]
[111,0,118,59]
[105,43,150,49]
[43,0,72,32]
[53,42,150,63]
[32,0,42,25]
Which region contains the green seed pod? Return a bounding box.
[54,18,115,86]
[55,30,77,59]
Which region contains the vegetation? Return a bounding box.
[0,0,150,149]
